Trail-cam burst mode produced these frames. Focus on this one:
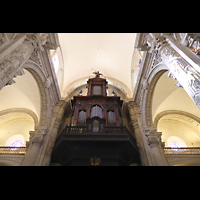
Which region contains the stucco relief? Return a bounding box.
[144,33,200,109]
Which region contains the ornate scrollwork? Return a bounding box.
[90,156,101,166]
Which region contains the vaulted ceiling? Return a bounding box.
[58,33,137,97]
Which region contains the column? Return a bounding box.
[21,126,47,166]
[145,127,168,166]
[128,101,169,166]
[21,100,67,166]
[41,100,68,166]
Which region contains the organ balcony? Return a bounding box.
[51,125,140,166]
[51,72,141,166]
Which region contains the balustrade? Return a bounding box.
[0,147,26,155]
[164,147,200,155]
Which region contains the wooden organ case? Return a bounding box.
[51,72,140,166]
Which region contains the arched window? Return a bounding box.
[49,47,64,91]
[78,110,86,124]
[91,105,103,118]
[5,134,25,147]
[107,111,116,124]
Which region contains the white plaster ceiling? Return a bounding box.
[58,33,137,97]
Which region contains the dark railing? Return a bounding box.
[0,147,26,155]
[61,126,129,135]
[63,126,87,134]
[56,126,138,150]
[105,126,129,134]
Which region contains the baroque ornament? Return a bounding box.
[145,128,165,148]
[193,79,200,107]
[0,33,50,90]
[90,156,101,166]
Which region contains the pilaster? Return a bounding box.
[144,127,168,166]
[127,100,169,166]
[127,101,151,166]
[21,100,67,166]
[39,100,68,166]
[21,126,48,166]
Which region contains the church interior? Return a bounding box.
[0,33,200,166]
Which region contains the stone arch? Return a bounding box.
[0,108,39,126]
[154,110,200,146]
[143,64,168,128]
[22,61,51,127]
[154,110,200,128]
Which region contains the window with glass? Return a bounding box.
[49,47,64,91]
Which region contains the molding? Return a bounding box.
[144,70,166,127]
[23,62,50,127]
[154,110,200,127]
[0,108,38,126]
[154,110,200,136]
